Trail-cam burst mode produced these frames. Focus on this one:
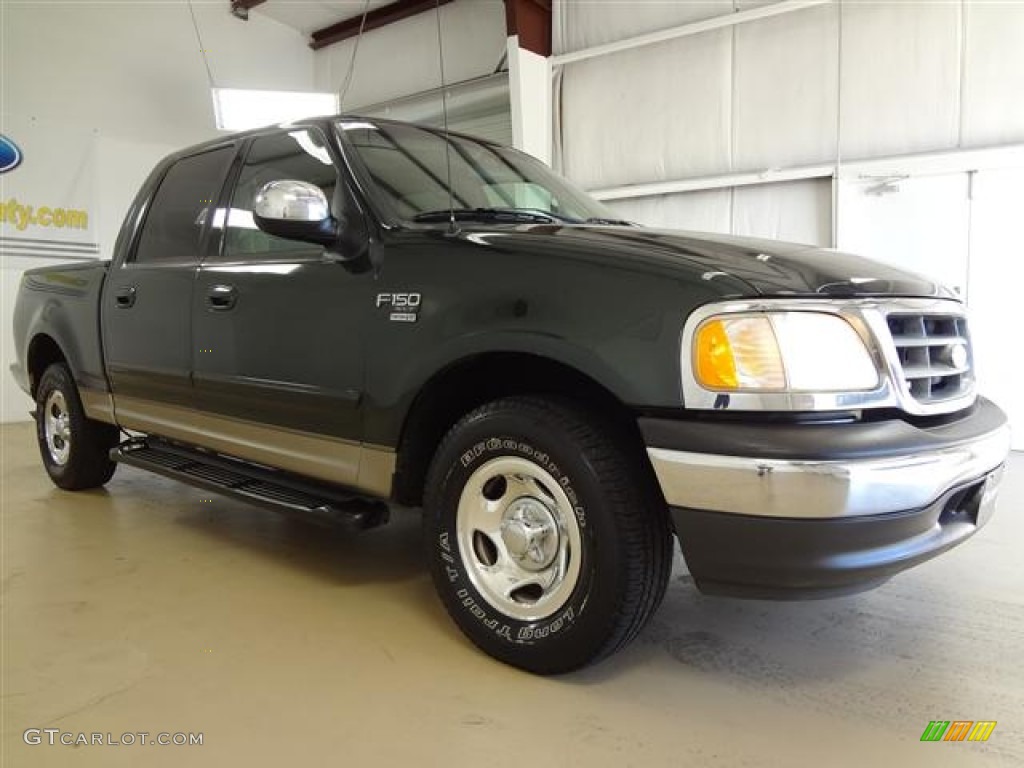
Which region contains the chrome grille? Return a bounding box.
[886,311,973,406]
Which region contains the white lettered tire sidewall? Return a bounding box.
[425,400,637,674]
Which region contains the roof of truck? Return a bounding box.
[165,115,500,162]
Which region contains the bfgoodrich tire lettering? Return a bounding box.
[35,363,119,490]
[424,396,673,674]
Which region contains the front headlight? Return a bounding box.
[693,311,879,392]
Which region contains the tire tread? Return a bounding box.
[35,363,119,490]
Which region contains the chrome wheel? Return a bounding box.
[457,456,582,621]
[44,390,72,466]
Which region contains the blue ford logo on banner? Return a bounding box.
[0,135,23,173]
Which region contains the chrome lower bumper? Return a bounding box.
[647,423,1010,519]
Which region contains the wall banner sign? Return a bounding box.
[0,116,99,260]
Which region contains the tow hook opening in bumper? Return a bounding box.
[940,480,983,526]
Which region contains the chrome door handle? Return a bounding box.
[207,284,237,311]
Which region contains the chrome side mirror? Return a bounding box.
[251,179,338,246]
[253,179,330,222]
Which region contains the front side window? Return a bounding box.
[134,147,234,264]
[337,120,625,225]
[222,129,338,258]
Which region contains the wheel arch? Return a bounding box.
[27,333,68,398]
[392,350,655,507]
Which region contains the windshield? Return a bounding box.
[336,120,627,225]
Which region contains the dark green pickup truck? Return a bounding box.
[11,117,1010,674]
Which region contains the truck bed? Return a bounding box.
[11,260,111,397]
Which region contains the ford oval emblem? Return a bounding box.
[0,135,23,173]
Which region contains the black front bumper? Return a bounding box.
[670,469,1002,598]
[642,398,1009,598]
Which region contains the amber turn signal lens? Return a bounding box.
[695,319,739,389]
[694,316,787,390]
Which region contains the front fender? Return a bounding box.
[363,321,683,447]
[405,329,643,404]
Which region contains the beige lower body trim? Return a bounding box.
[112,395,395,498]
[358,445,397,499]
[79,388,117,425]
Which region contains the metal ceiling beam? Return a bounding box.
[309,0,455,51]
[504,0,551,57]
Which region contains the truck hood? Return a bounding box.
[463,225,949,299]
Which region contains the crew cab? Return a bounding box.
[10,117,1010,674]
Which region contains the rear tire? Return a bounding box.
[35,363,119,490]
[424,396,673,674]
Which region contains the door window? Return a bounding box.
[133,147,234,264]
[222,130,338,258]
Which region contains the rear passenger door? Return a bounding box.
[102,146,235,421]
[190,128,372,488]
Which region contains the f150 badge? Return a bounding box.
[376,292,422,323]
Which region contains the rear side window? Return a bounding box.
[223,129,337,258]
[133,147,234,264]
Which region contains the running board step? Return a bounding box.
[111,438,388,531]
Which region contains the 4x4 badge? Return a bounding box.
[376,292,421,323]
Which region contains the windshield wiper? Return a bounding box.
[583,217,634,226]
[412,207,564,224]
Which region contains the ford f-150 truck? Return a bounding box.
[11,117,1010,674]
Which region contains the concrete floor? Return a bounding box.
[2,421,1022,767]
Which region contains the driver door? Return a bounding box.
[191,128,374,487]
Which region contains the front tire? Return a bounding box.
[424,396,672,674]
[35,363,119,490]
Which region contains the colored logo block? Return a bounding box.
[921,720,996,742]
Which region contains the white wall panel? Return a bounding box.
[2,2,314,251]
[609,189,732,233]
[314,0,506,109]
[608,179,830,246]
[732,179,831,246]
[967,168,1024,449]
[3,2,313,148]
[962,2,1024,147]
[733,4,838,170]
[561,30,732,190]
[555,0,1024,194]
[554,0,735,54]
[837,173,970,296]
[839,1,961,160]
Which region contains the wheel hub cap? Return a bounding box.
[456,456,583,622]
[43,390,71,466]
[501,498,559,571]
